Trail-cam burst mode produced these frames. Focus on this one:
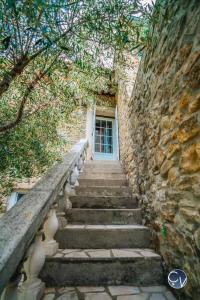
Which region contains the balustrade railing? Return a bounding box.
[0,139,88,300]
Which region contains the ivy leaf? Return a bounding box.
[161,224,167,240]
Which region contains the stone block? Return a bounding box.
[180,143,200,173]
[175,128,200,143]
[58,287,75,293]
[194,228,200,250]
[166,144,180,159]
[108,286,140,296]
[160,159,174,177]
[179,92,189,112]
[180,208,200,223]
[57,292,78,300]
[141,286,166,293]
[85,292,112,300]
[149,294,166,300]
[165,291,177,300]
[117,294,149,300]
[168,167,179,184]
[188,93,200,113]
[77,287,105,293]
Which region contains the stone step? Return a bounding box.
[55,225,151,249]
[78,178,128,187]
[79,173,126,180]
[74,186,132,197]
[81,168,124,174]
[69,195,136,209]
[83,162,123,172]
[40,248,163,286]
[84,160,122,166]
[66,208,142,225]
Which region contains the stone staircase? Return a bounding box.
[40,160,164,289]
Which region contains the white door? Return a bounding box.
[93,116,117,160]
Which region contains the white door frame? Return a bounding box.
[115,106,120,160]
[93,115,118,161]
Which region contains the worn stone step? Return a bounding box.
[84,160,122,166]
[55,225,151,249]
[79,173,126,180]
[78,178,128,187]
[69,195,136,209]
[40,248,163,286]
[81,168,124,174]
[82,165,123,171]
[74,186,132,197]
[83,162,123,172]
[66,208,142,225]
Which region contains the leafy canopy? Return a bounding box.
[0,0,154,209]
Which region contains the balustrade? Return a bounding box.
[0,139,88,300]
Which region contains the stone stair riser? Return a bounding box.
[79,174,127,180]
[56,227,151,249]
[78,179,128,187]
[69,196,136,209]
[40,259,163,286]
[74,187,132,197]
[81,169,124,174]
[66,209,142,225]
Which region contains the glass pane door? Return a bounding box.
[95,118,113,154]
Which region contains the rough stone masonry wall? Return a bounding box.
[116,1,200,299]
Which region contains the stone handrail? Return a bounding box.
[0,139,88,297]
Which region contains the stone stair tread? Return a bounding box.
[78,178,129,187]
[68,208,141,211]
[79,174,126,180]
[82,170,124,175]
[84,160,122,165]
[63,224,148,229]
[41,285,177,300]
[75,186,132,195]
[71,195,133,199]
[49,248,161,260]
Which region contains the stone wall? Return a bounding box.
[116,1,200,299]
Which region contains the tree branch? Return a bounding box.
[0,25,74,99]
[0,54,59,133]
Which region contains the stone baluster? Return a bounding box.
[70,164,79,195]
[82,149,87,164]
[43,208,59,256]
[17,232,45,300]
[64,181,73,209]
[77,155,84,173]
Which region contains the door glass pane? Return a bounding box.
[95,144,100,152]
[101,120,106,128]
[95,135,100,144]
[95,127,101,135]
[94,118,114,154]
[96,120,100,127]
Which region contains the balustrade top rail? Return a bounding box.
[0,139,88,294]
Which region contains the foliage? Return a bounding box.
[0,0,155,209]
